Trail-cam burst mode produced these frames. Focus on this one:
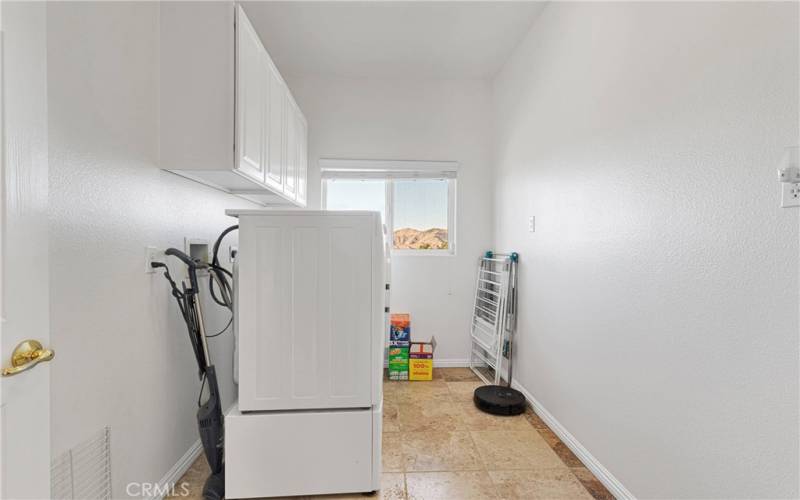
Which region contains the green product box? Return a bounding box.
[388,346,409,381]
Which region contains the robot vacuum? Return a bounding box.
[474,384,526,416]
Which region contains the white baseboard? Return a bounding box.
[150,439,203,500]
[510,380,636,500]
[383,358,470,368]
[434,358,470,367]
[151,402,238,500]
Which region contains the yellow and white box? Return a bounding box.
[409,336,436,381]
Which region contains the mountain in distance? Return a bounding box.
[393,227,448,250]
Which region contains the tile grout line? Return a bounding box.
[524,408,610,499]
[406,464,488,472]
[446,373,598,498]
[448,379,503,499]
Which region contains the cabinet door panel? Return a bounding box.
[283,96,298,200]
[265,64,284,191]
[296,116,308,206]
[235,6,266,183]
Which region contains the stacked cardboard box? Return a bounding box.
[409,337,436,381]
[388,314,410,380]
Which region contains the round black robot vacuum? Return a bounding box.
[474,384,526,416]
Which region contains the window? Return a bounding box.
[324,179,386,223]
[392,179,450,251]
[321,160,457,255]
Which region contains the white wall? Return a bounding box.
[492,2,799,498]
[288,76,493,363]
[46,3,254,497]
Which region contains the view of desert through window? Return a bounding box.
[392,179,448,250]
[393,227,448,249]
[326,178,449,250]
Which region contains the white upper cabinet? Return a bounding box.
[235,8,267,184]
[265,62,285,191]
[159,2,307,207]
[284,94,309,203]
[297,113,308,206]
[284,94,298,200]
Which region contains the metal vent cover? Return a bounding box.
[51,427,111,500]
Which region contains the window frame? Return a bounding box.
[320,160,458,257]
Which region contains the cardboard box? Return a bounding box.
[388,314,411,380]
[390,313,411,343]
[387,345,409,381]
[409,336,436,381]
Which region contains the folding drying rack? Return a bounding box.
[469,251,518,385]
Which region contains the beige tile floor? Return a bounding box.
[169,368,614,500]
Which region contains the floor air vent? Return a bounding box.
[51,427,112,499]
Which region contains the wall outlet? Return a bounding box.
[781,183,800,208]
[185,238,209,275]
[145,246,164,273]
[528,215,535,232]
[229,245,238,263]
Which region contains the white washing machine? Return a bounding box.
[225,210,386,499]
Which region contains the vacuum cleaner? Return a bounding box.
[152,226,238,500]
[474,252,527,416]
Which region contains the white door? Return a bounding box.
[235,5,266,183]
[237,213,376,411]
[0,2,53,499]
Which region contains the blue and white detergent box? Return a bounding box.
[389,313,411,344]
[388,313,411,381]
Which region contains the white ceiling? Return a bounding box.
[241,1,546,79]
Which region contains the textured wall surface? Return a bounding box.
[492,2,799,498]
[42,2,800,497]
[288,76,494,363]
[46,3,254,496]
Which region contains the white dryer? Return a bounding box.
[225,210,385,499]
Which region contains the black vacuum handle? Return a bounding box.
[165,248,200,290]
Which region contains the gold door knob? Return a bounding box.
[2,340,54,377]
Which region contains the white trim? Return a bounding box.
[433,358,470,368]
[150,402,238,500]
[510,381,636,500]
[385,177,393,245]
[319,158,459,178]
[391,249,454,257]
[149,439,203,500]
[323,171,456,180]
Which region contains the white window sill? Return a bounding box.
[391,249,456,257]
